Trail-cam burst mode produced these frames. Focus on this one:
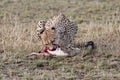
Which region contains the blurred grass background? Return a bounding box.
[0,0,120,80]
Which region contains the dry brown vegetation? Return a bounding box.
[0,0,120,80]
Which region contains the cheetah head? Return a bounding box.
[36,20,58,50]
[36,13,71,56]
[36,13,67,48]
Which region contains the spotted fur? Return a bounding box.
[45,13,78,49]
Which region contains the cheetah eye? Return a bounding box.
[51,27,55,30]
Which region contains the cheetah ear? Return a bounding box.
[38,21,42,26]
[58,13,65,17]
[38,20,47,26]
[37,20,47,30]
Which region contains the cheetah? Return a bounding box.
[32,13,94,57]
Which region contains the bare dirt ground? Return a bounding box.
[0,0,120,80]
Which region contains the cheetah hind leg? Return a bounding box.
[66,41,95,57]
[75,41,95,57]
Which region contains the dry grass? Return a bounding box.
[0,0,120,80]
